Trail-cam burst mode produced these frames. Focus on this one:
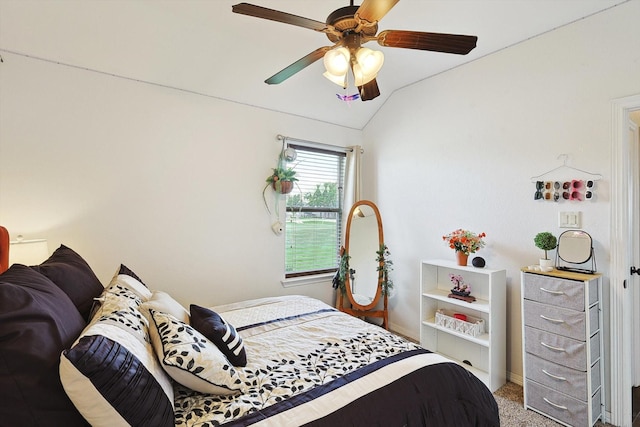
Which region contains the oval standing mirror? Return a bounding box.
[338,200,388,329]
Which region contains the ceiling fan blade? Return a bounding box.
[265,46,333,85]
[377,30,478,55]
[232,3,328,32]
[358,78,380,101]
[355,0,400,25]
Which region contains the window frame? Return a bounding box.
[283,142,347,279]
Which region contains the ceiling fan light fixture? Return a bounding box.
[352,63,377,87]
[323,47,350,76]
[323,70,348,88]
[355,47,384,76]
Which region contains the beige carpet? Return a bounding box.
[495,382,611,426]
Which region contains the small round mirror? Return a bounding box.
[557,230,592,264]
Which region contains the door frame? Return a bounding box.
[610,93,640,426]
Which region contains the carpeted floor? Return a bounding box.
[494,382,612,426]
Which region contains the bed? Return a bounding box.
[0,227,499,426]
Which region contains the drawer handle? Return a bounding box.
[540,341,565,352]
[540,314,565,323]
[542,369,567,381]
[543,397,568,411]
[540,287,565,295]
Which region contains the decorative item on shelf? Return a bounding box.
[472,256,486,268]
[435,309,485,337]
[448,273,476,302]
[534,231,557,271]
[442,229,486,266]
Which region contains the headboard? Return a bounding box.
[0,226,9,273]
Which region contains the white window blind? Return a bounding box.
[285,144,346,278]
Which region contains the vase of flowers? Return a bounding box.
[443,229,486,266]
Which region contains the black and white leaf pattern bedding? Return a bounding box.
[173,296,423,427]
[90,284,150,343]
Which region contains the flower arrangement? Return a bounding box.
[442,229,486,255]
[450,273,471,296]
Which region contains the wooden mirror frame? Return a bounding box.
[338,200,388,329]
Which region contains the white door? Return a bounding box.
[630,113,640,388]
[611,95,640,427]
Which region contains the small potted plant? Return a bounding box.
[534,232,557,269]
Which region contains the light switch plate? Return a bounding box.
[559,211,580,228]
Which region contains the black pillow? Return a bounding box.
[0,264,87,426]
[32,244,104,321]
[190,304,247,367]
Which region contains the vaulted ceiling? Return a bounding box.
[0,0,629,129]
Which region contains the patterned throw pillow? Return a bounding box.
[109,265,152,301]
[148,309,243,395]
[140,290,190,324]
[59,274,174,427]
[190,304,247,367]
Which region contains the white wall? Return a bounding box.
[0,52,361,307]
[363,0,640,397]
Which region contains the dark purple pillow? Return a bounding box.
[0,264,87,426]
[32,245,104,321]
[190,304,247,367]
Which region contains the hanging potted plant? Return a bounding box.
[265,166,298,195]
[534,232,557,269]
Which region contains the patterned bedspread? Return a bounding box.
[174,296,499,427]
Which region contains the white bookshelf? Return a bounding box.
[420,259,506,392]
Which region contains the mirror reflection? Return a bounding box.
[348,205,379,306]
[556,230,596,273]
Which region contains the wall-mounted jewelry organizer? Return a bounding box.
[530,154,602,203]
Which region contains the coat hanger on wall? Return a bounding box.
[530,154,603,183]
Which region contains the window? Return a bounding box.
[285,144,346,278]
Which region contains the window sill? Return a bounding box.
[281,272,334,288]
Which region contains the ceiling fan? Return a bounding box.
[232,0,478,101]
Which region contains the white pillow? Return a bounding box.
[113,273,152,301]
[147,309,243,395]
[140,290,190,324]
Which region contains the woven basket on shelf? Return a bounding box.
[435,309,485,337]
